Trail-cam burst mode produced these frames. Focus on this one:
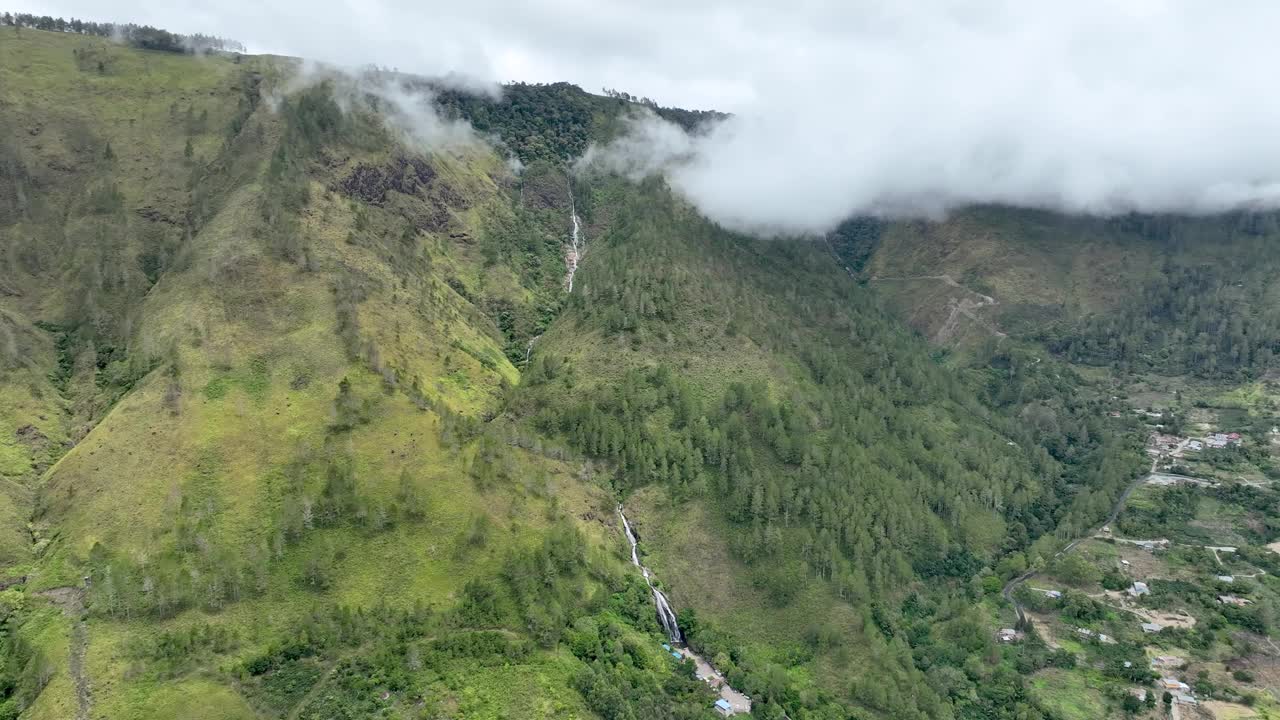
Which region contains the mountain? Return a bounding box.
[2,20,1275,720]
[833,207,1280,379]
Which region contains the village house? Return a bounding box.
[1141,622,1164,633]
[1076,627,1095,639]
[1217,575,1235,583]
[1206,432,1242,449]
[1128,581,1150,597]
[1160,677,1191,693]
[1151,655,1183,669]
[1218,595,1252,607]
[714,698,735,717]
[996,628,1023,643]
[1186,439,1204,451]
[1043,589,1062,599]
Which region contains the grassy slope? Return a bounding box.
[0,27,1180,720]
[0,29,621,719]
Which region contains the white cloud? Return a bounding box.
[22,0,1280,232]
[262,61,483,155]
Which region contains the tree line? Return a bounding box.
[2,12,244,54]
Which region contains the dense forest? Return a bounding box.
[1041,259,1280,379]
[432,82,722,165]
[4,24,1258,720]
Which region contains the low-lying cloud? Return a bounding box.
[267,61,485,155]
[576,2,1280,234]
[26,0,1280,233]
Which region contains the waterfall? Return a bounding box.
[618,506,682,644]
[616,505,752,714]
[565,181,583,293]
[522,335,539,367]
[523,177,582,370]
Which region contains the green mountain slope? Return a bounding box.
[0,24,1176,720]
[0,28,623,720]
[842,207,1280,379]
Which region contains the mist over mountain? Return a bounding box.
[26,0,1280,234]
[5,7,1280,720]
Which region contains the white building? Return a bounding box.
[1128,581,1150,597]
[996,628,1023,643]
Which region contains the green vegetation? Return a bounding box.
[3,11,243,53]
[0,21,1277,720]
[856,206,1280,380]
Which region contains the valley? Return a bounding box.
[0,16,1279,720]
[847,215,1280,720]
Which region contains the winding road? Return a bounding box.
[871,274,1007,342]
[1002,460,1156,623]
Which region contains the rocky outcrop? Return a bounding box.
[337,154,436,205]
[336,154,470,232]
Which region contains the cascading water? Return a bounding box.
[565,189,583,292]
[617,506,752,713]
[619,506,682,643]
[522,178,584,369]
[522,336,539,367]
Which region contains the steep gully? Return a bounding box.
[523,181,751,712]
[522,177,583,367]
[619,506,753,714]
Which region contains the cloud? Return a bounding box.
[23,0,1280,232]
[263,60,484,154]
[360,76,482,153]
[574,110,696,181]
[571,1,1280,233]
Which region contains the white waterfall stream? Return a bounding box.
[617,506,753,714]
[564,189,583,292]
[522,179,583,369]
[619,505,682,643]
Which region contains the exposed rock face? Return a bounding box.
[521,169,570,211]
[336,154,467,232]
[337,154,437,205]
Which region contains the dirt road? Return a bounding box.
[1003,460,1154,624]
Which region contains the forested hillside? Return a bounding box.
[841,208,1280,379]
[0,23,1177,720]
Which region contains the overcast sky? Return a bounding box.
[18,1,1280,232]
